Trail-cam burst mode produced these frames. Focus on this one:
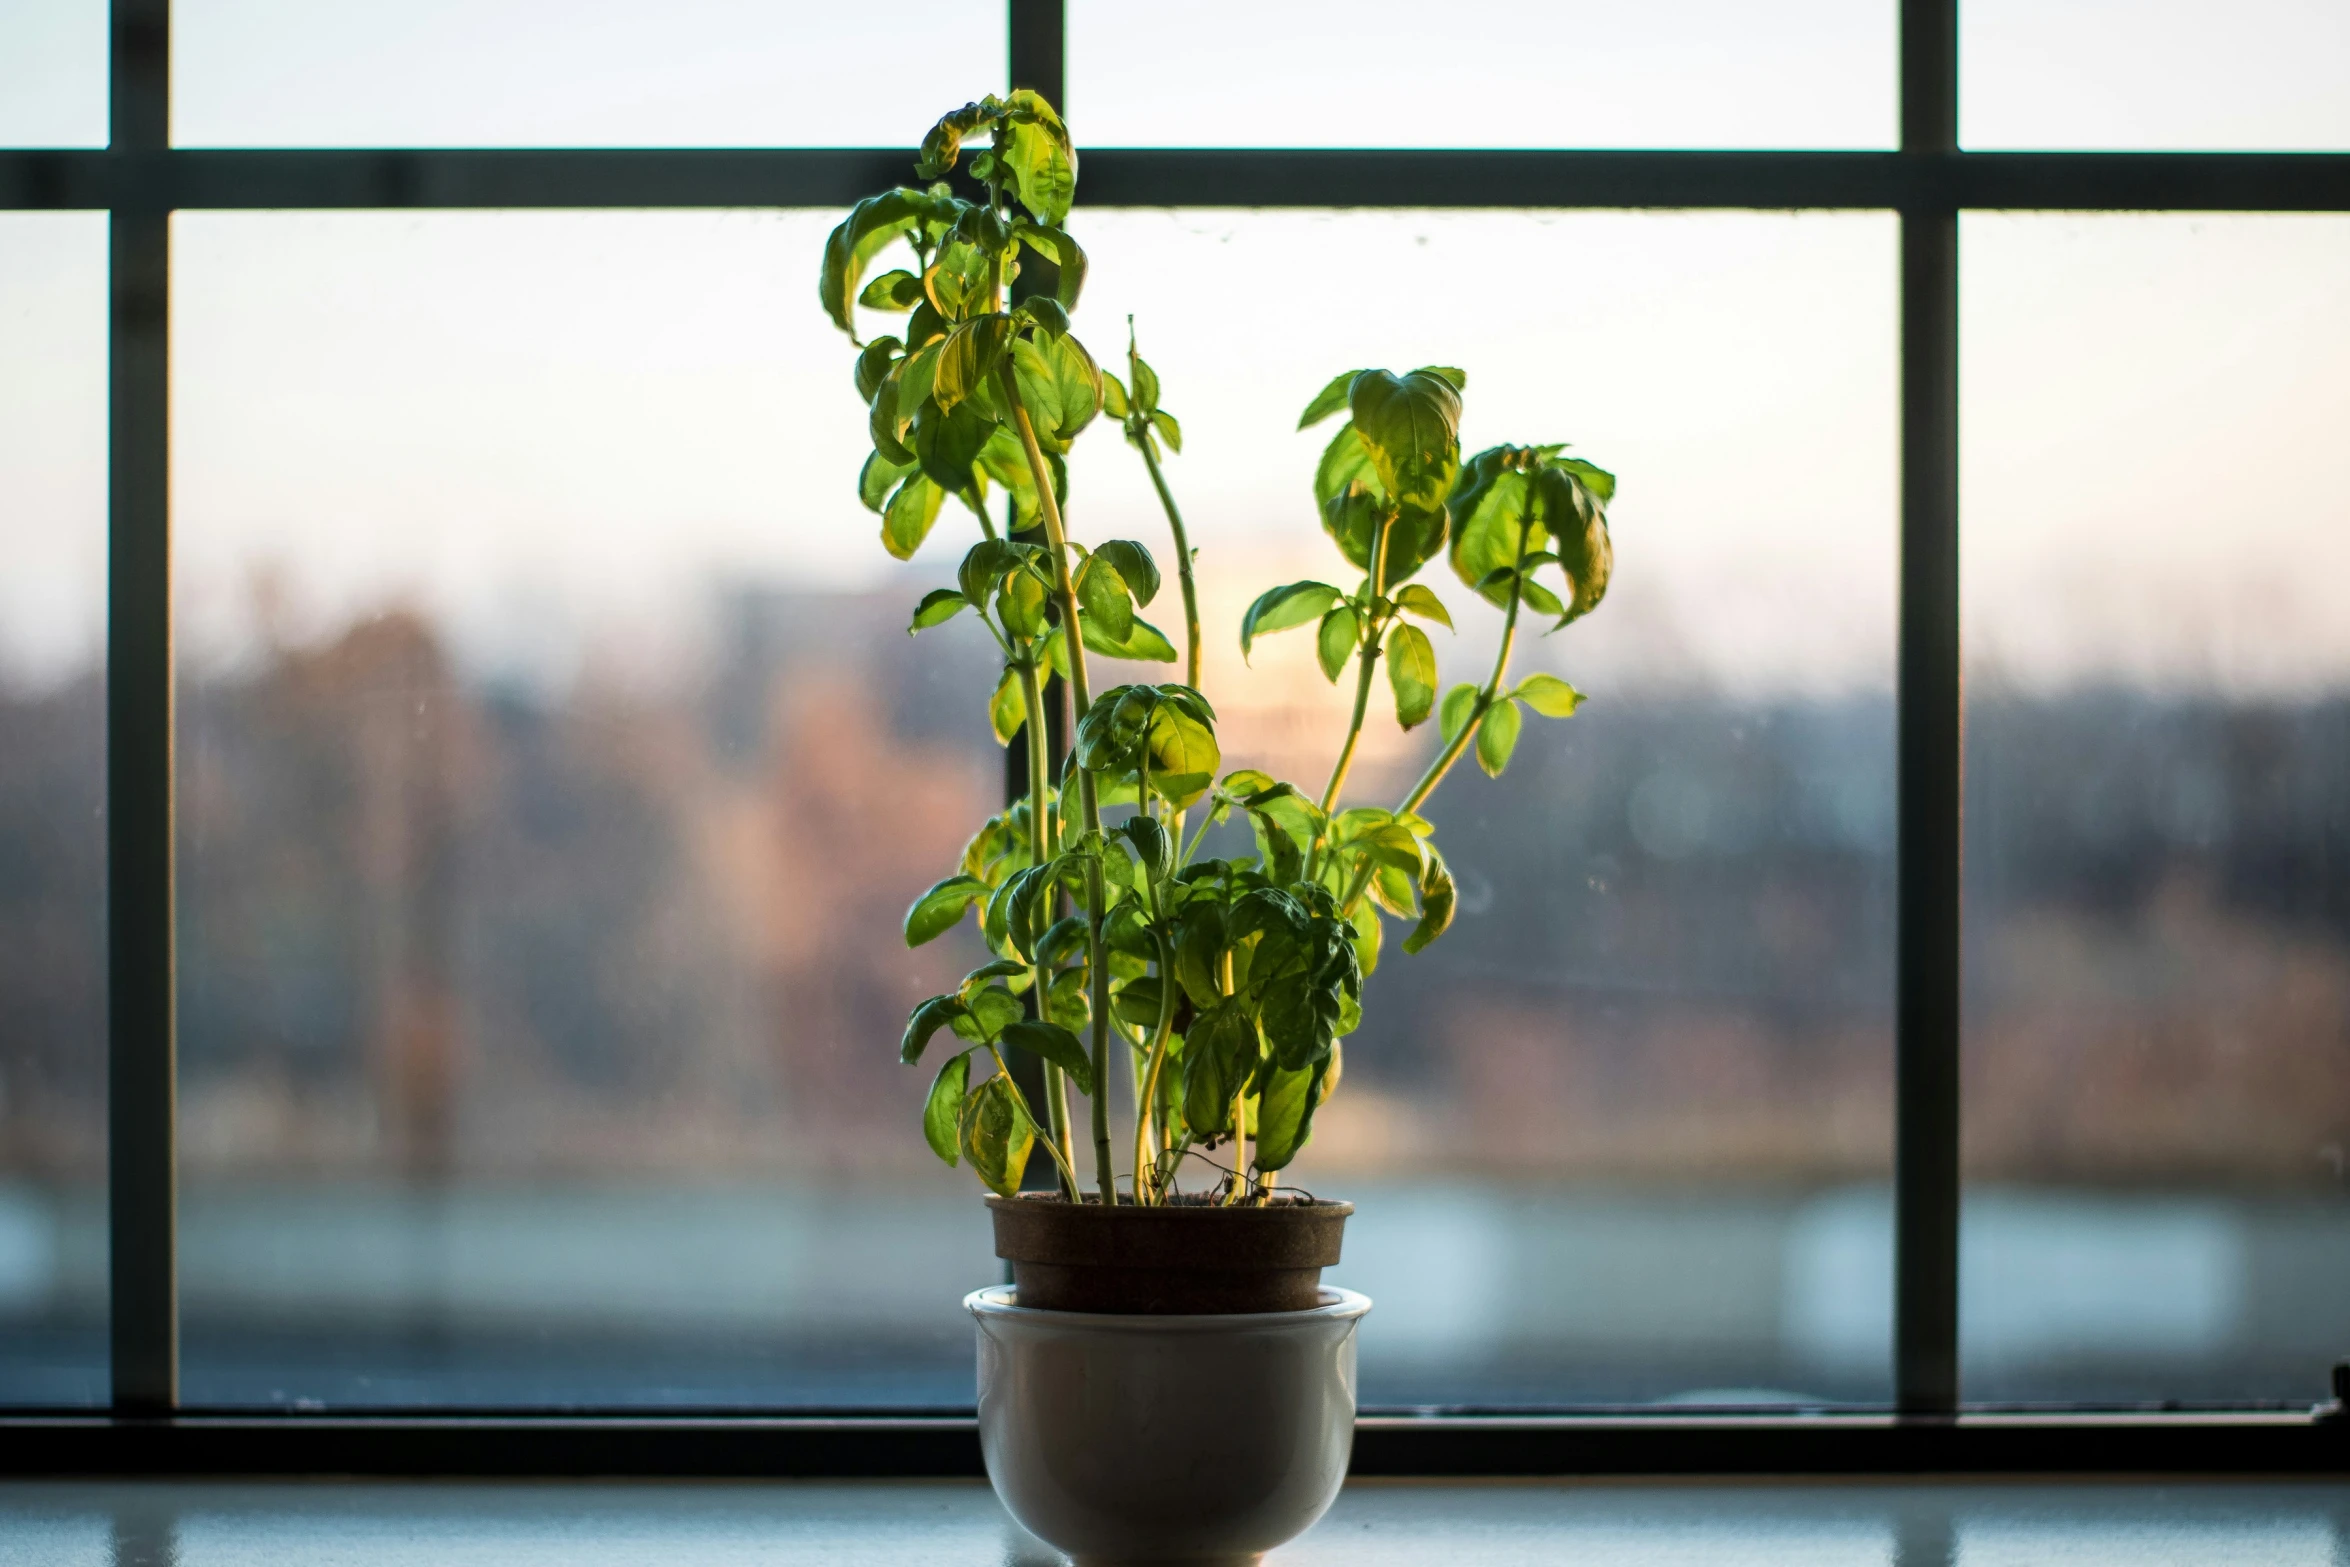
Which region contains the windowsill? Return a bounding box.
[6,1475,2346,1563]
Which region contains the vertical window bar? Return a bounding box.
[108,0,178,1413]
[1009,0,1066,114]
[1896,0,1962,1416]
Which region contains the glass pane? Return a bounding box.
[1962,213,2350,1403]
[0,0,108,148]
[1964,0,2350,150]
[1071,0,1895,149]
[172,0,1003,148]
[176,205,1897,1408]
[0,213,110,1405]
[1067,210,1898,1406]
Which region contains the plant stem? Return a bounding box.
[1318,514,1394,820]
[1396,574,1526,821]
[1341,553,1534,918]
[1132,929,1181,1206]
[1017,658,1078,1199]
[1216,948,1249,1206]
[999,356,1116,1208]
[1135,435,1201,692]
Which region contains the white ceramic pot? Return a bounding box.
[967,1286,1371,1566]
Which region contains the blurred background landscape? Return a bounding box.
[3,16,2348,1409]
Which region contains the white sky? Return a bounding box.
[1,4,2346,695]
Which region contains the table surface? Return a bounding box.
[5,1477,2346,1564]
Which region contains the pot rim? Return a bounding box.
[965,1285,1370,1329]
[985,1194,1354,1218]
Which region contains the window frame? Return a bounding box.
[0,0,2346,1472]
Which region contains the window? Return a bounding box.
[3,0,2346,1454]
[1961,213,2350,1404]
[0,212,108,1407]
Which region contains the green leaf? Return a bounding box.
[1438,683,1481,747]
[912,396,995,507]
[1017,296,1071,340]
[990,667,1026,745]
[1076,554,1136,643]
[1079,614,1178,664]
[1000,1018,1094,1095]
[1386,622,1437,731]
[868,372,913,466]
[1252,1060,1325,1171]
[909,588,968,633]
[1347,896,1383,979]
[953,984,1026,1044]
[1042,226,1088,311]
[1411,365,1467,392]
[1392,583,1453,630]
[860,449,916,513]
[1545,470,1613,624]
[960,958,1029,1001]
[1239,580,1341,659]
[917,102,987,180]
[1181,1002,1258,1138]
[998,89,1077,226]
[1476,697,1522,777]
[1046,965,1091,1030]
[1033,913,1089,970]
[1110,973,1165,1031]
[1146,712,1220,809]
[958,538,1023,605]
[933,315,1012,413]
[1384,502,1450,586]
[854,336,901,404]
[1347,820,1426,876]
[1514,672,1585,717]
[1518,576,1566,618]
[882,474,946,561]
[1092,540,1161,606]
[1121,815,1174,880]
[921,233,993,319]
[858,269,924,311]
[1150,409,1182,453]
[819,188,923,338]
[1556,455,1616,505]
[1314,422,1384,512]
[1448,447,1537,592]
[1128,348,1161,415]
[998,568,1049,639]
[1298,369,1359,430]
[906,873,988,947]
[900,994,966,1064]
[1011,333,1103,451]
[960,1072,1037,1198]
[973,425,1046,528]
[1320,488,1384,574]
[1100,370,1130,420]
[1346,368,1462,512]
[922,1050,971,1165]
[1402,847,1456,955]
[1316,606,1359,684]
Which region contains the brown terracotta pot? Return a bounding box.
[986,1192,1352,1314]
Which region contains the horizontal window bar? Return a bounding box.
[4,148,2347,212]
[0,1411,2341,1478]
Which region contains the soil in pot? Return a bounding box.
[987,1192,1352,1314]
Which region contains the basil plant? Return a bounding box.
[821,93,1614,1207]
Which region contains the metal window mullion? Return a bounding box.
[107,0,177,1414]
[1895,0,1962,1416]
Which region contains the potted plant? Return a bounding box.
[819,91,1613,1565]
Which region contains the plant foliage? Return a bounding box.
[822,95,1615,1205]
